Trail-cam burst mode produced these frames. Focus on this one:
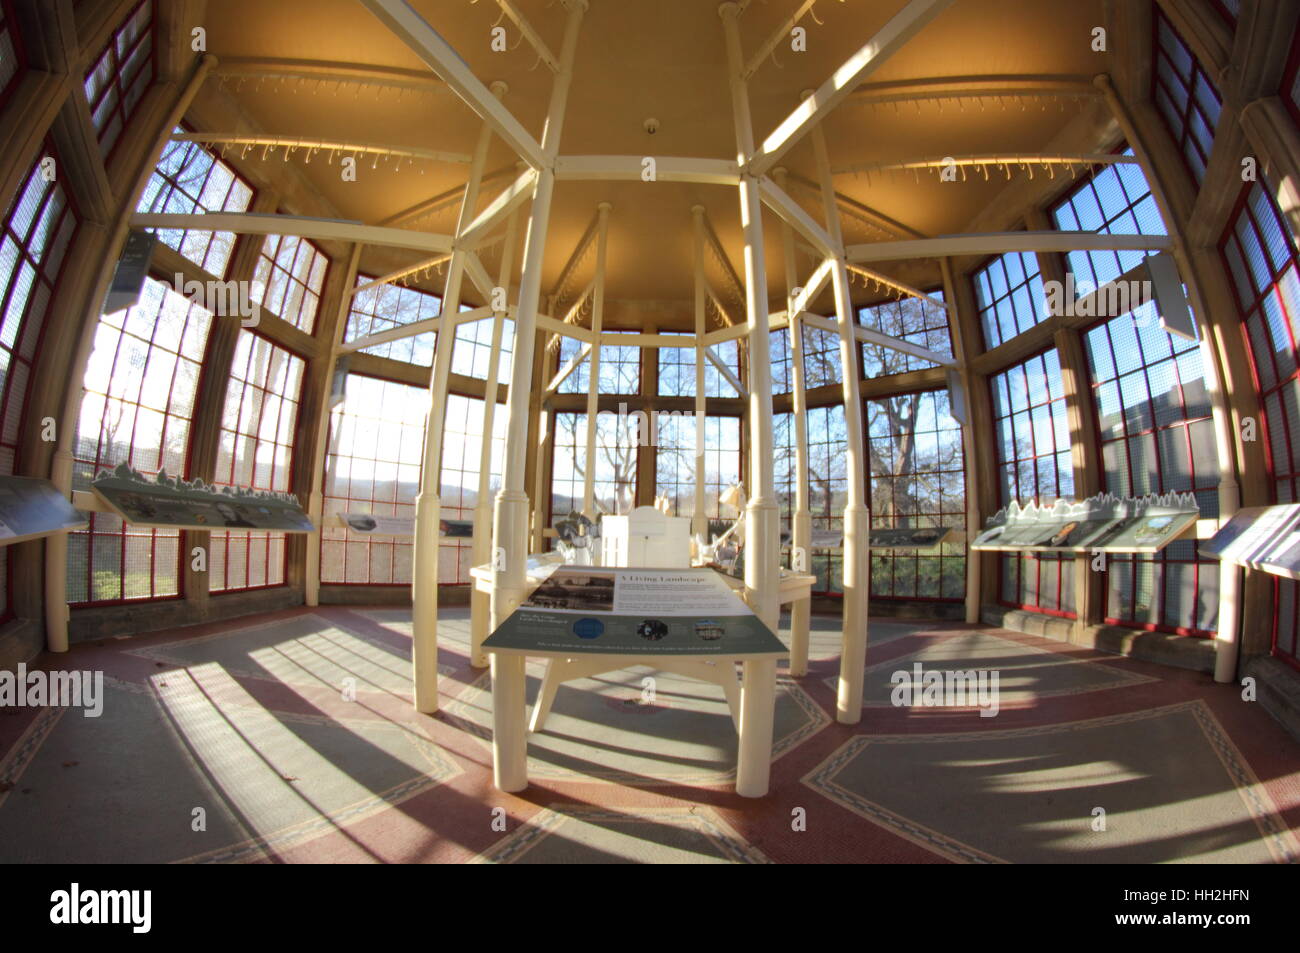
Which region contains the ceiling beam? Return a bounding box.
[130,212,455,254]
[359,0,546,168]
[757,176,839,259]
[456,167,538,248]
[743,0,817,79]
[554,155,741,185]
[748,0,955,175]
[783,170,927,239]
[380,165,516,227]
[851,73,1100,105]
[493,0,560,72]
[214,56,447,96]
[789,257,835,314]
[846,231,1173,263]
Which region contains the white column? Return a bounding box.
[470,201,521,668]
[773,168,813,676]
[306,244,362,608]
[810,122,871,725]
[410,81,506,713]
[720,2,781,633]
[581,202,612,517]
[691,206,709,540]
[491,0,586,793]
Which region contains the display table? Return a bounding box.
[479,564,801,798]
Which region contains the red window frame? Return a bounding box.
[973,250,1048,350]
[865,388,966,602]
[988,346,1076,618]
[858,291,951,378]
[136,126,255,278]
[774,405,848,596]
[1151,9,1222,185]
[0,145,80,620]
[253,233,328,335]
[345,275,439,365]
[83,0,155,159]
[1221,180,1300,667]
[0,0,27,112]
[207,330,306,594]
[549,409,640,525]
[69,275,213,606]
[320,373,428,587]
[653,413,743,519]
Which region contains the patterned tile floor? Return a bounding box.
[0,607,1296,863]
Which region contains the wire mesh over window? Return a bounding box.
[452,311,514,384]
[438,394,504,584]
[1083,302,1219,635]
[866,390,966,601]
[252,234,328,335]
[68,277,212,604]
[83,0,153,158]
[1152,10,1222,184]
[345,276,438,365]
[1224,180,1300,665]
[1051,149,1166,287]
[775,406,848,594]
[556,333,640,394]
[974,251,1048,349]
[656,333,741,398]
[990,349,1076,616]
[321,375,426,585]
[550,411,639,522]
[654,414,742,518]
[136,129,253,278]
[859,291,952,377]
[209,332,305,593]
[0,149,79,617]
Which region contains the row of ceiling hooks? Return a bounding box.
[856,92,1093,114]
[215,72,439,102]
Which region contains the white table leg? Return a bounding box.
[789,596,810,677]
[736,656,777,798]
[490,653,529,792]
[528,657,563,733]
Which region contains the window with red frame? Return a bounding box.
[989,349,1076,616]
[1222,180,1300,664]
[344,276,438,365]
[866,389,966,601]
[453,313,515,385]
[774,406,848,594]
[208,332,305,593]
[0,0,25,108]
[801,323,842,389]
[556,333,640,395]
[974,251,1048,349]
[769,328,792,394]
[657,332,741,398]
[320,375,426,585]
[136,129,254,278]
[84,0,154,158]
[1209,0,1239,26]
[0,148,79,617]
[252,234,328,335]
[1056,147,1219,635]
[68,277,212,604]
[1152,10,1222,185]
[1285,22,1300,130]
[438,394,505,584]
[1082,303,1219,634]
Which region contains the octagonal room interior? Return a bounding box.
[0,0,1299,865]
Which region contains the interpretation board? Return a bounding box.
[482,565,787,657]
[92,468,314,532]
[337,513,474,537]
[0,476,87,546]
[869,526,952,550]
[971,492,1199,554]
[1199,504,1300,580]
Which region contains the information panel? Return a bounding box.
[1199,504,1300,579]
[0,476,87,546]
[971,492,1199,554]
[482,566,787,657]
[93,467,314,533]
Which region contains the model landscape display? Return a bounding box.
[971,491,1199,553]
[0,476,88,546]
[91,463,315,532]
